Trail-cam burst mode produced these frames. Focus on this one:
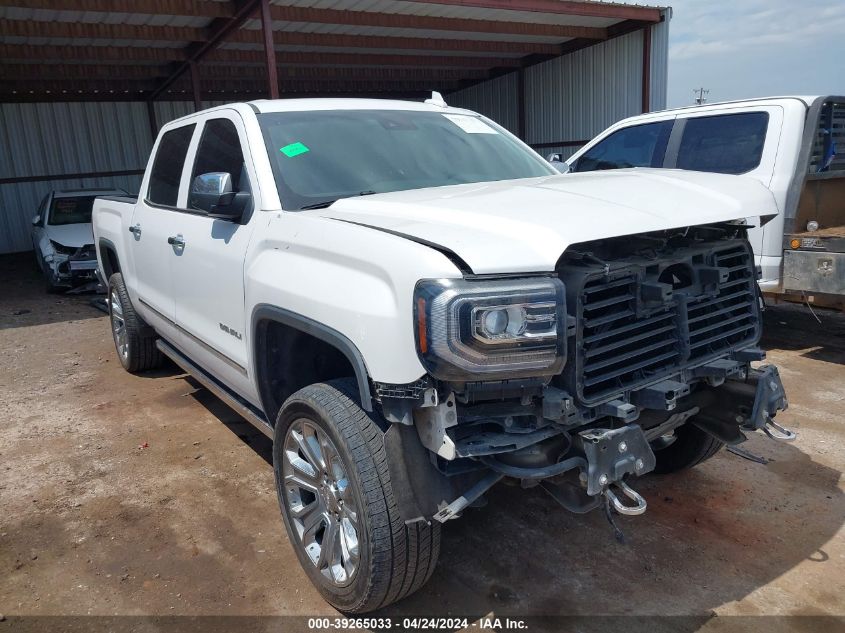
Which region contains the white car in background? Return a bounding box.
[32,188,126,291]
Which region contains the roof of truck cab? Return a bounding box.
[249,98,475,115]
[651,96,819,114]
[164,98,477,127]
[596,96,820,131]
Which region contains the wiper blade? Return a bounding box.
[300,200,336,210]
[299,191,377,210]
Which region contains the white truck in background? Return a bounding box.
[564,96,845,306]
[92,98,793,613]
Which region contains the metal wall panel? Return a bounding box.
[0,101,152,254]
[649,13,670,113]
[0,100,234,254]
[447,72,520,134]
[448,19,670,159]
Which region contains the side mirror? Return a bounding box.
[32,214,41,226]
[189,172,250,220]
[547,153,571,174]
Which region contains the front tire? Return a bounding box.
[273,379,440,613]
[652,421,724,474]
[107,272,162,373]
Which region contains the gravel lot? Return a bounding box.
[1,252,843,629]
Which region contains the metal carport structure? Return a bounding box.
[0,0,669,254]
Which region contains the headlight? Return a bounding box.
[414,277,566,380]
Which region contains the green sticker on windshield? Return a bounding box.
[280,142,310,158]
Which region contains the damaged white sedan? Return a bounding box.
[31,188,126,291]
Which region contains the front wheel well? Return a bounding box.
[253,312,373,423]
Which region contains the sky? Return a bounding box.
[665,0,845,107]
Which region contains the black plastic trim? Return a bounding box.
[96,237,120,279]
[251,304,373,412]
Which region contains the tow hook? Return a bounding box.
[603,480,648,516]
[743,365,795,441]
[762,418,796,441]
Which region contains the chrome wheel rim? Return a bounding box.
[109,289,128,362]
[282,418,360,587]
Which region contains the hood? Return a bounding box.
[44,223,94,249]
[311,169,777,274]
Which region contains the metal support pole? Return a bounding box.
[517,66,526,141]
[641,25,651,114]
[189,60,202,111]
[146,100,157,141]
[260,0,280,99]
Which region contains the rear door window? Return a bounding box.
[574,121,672,172]
[676,112,769,174]
[147,124,195,207]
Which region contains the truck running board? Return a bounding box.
[156,339,274,440]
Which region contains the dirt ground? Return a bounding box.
[1,252,843,629]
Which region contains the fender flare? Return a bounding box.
[251,304,373,413]
[97,237,121,279]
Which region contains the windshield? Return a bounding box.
[258,109,554,210]
[48,196,95,225]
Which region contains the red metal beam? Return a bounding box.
[267,5,608,39]
[0,64,170,80]
[0,44,187,64]
[0,90,433,104]
[1,0,232,17]
[232,30,562,55]
[259,0,279,99]
[149,0,262,100]
[0,19,204,41]
[0,24,561,57]
[401,0,661,22]
[1,64,486,84]
[0,45,520,69]
[3,73,469,93]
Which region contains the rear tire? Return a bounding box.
[652,421,724,474]
[273,378,440,613]
[107,272,162,373]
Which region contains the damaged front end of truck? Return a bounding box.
[376,222,792,529]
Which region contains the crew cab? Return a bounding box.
[93,98,793,613]
[564,96,845,304]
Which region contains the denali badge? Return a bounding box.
[219,323,243,340]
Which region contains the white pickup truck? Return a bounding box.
[564,95,845,304]
[93,98,793,613]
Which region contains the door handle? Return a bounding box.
[128,223,142,237]
[167,235,185,247]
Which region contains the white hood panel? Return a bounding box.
[44,223,94,248]
[313,169,778,274]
